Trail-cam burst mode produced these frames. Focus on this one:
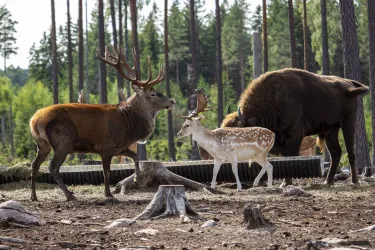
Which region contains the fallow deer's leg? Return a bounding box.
[211,158,223,189]
[324,126,341,185]
[229,155,242,191]
[49,152,76,201]
[30,141,51,201]
[253,154,273,187]
[101,155,114,198]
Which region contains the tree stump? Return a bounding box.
[133,185,200,222]
[112,161,224,195]
[243,203,275,232]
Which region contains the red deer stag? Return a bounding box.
[177,88,275,191]
[77,88,137,164]
[218,68,368,186]
[29,46,175,201]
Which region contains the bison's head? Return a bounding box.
[220,106,258,128]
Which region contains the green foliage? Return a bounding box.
[0,76,13,113]
[0,5,18,68]
[13,80,53,158]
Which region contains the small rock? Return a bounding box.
[103,218,136,229]
[282,185,311,197]
[0,245,11,250]
[282,231,291,237]
[322,238,370,247]
[59,219,72,225]
[134,229,159,236]
[0,200,44,225]
[201,219,218,228]
[43,236,48,241]
[188,228,194,232]
[311,206,321,211]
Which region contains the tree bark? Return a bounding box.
[189,0,198,90]
[253,33,262,79]
[110,0,124,103]
[262,0,268,73]
[0,114,5,152]
[243,203,274,231]
[85,0,90,103]
[118,0,123,47]
[124,0,131,98]
[216,0,223,127]
[112,161,223,195]
[303,0,309,71]
[78,0,84,93]
[98,0,107,104]
[368,0,375,176]
[133,185,200,222]
[288,0,297,68]
[129,0,145,160]
[51,0,59,104]
[176,57,179,87]
[164,0,176,161]
[320,0,331,164]
[67,0,73,103]
[8,107,14,160]
[339,0,371,175]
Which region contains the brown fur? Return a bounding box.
[213,68,368,185]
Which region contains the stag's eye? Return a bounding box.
[150,93,156,97]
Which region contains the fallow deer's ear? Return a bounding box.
[132,84,144,95]
[194,116,204,121]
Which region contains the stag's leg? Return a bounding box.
[30,141,51,201]
[324,126,341,185]
[342,124,358,184]
[211,158,223,189]
[101,155,114,198]
[120,149,140,180]
[49,152,76,201]
[229,155,242,191]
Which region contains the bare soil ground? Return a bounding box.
[0,178,375,250]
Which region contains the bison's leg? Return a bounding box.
[30,141,51,201]
[342,124,358,184]
[324,126,341,185]
[49,152,76,201]
[101,155,114,198]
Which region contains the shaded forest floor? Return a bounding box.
[0,178,375,249]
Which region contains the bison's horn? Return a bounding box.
[237,106,246,127]
[227,103,232,114]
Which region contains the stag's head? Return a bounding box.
[177,88,212,138]
[96,46,175,112]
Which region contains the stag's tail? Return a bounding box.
[347,80,369,96]
[316,134,325,153]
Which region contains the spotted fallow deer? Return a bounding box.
[177,89,275,191]
[29,46,175,201]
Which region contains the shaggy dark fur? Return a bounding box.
[210,68,369,185]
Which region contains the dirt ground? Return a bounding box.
[0,178,375,250]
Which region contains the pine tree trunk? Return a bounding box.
[0,114,5,152]
[253,33,262,79]
[176,57,179,87]
[110,0,124,103]
[85,0,90,103]
[303,0,309,71]
[164,0,176,161]
[288,0,297,68]
[98,0,107,104]
[216,0,223,127]
[368,0,375,175]
[239,53,245,93]
[8,107,14,160]
[262,0,268,73]
[118,0,123,47]
[67,0,73,103]
[129,0,145,160]
[320,0,331,164]
[189,0,198,90]
[124,0,130,98]
[78,0,84,93]
[339,0,371,175]
[51,0,59,104]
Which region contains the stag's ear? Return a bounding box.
[246,117,258,127]
[132,84,144,95]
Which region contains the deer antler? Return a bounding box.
[96,45,164,91]
[180,88,213,120]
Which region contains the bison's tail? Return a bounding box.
[347,80,369,96]
[316,134,325,153]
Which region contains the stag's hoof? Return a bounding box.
[66,195,78,201]
[30,195,38,202]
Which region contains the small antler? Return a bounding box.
[180,88,213,120]
[96,45,164,91]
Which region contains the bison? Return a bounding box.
[205,68,369,185]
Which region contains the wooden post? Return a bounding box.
[253,32,262,79]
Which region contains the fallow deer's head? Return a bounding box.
[177,88,212,138]
[96,46,175,112]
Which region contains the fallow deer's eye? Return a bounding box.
[185,125,189,128]
[150,93,156,97]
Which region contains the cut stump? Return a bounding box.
[133,185,200,222]
[243,203,275,232]
[112,161,224,195]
